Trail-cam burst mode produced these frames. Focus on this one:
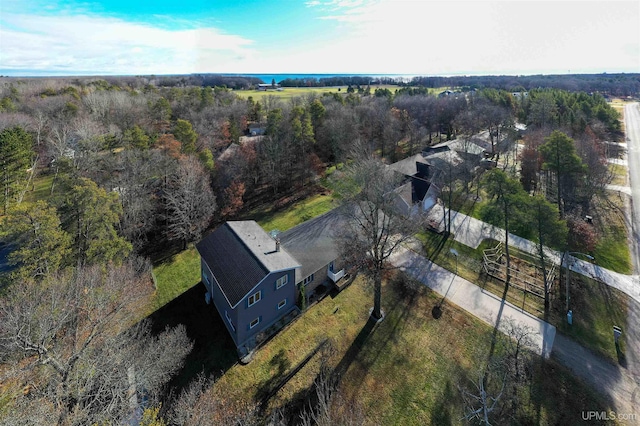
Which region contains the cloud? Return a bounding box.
[301,0,640,75]
[0,12,257,75]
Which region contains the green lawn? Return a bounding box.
[19,172,55,205]
[166,274,615,424]
[553,273,629,363]
[233,85,402,101]
[609,164,627,187]
[149,247,201,313]
[235,86,350,101]
[254,193,338,233]
[592,193,632,274]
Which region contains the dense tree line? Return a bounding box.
[279,75,398,87]
[408,73,640,97]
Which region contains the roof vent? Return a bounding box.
[269,229,281,253]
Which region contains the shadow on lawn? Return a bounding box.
[430,380,458,426]
[147,282,238,398]
[332,276,422,392]
[423,231,449,263]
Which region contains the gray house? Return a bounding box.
[196,221,301,360]
[197,214,350,360]
[279,210,348,305]
[387,153,440,216]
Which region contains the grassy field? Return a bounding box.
[592,192,632,274]
[235,86,351,101]
[609,163,628,187]
[233,84,445,101]
[418,231,629,364]
[148,274,616,424]
[20,172,55,205]
[552,272,629,363]
[149,246,201,313]
[610,98,627,132]
[253,192,338,233]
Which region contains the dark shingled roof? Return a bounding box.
[279,209,347,282]
[196,221,299,308]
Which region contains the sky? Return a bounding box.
[1,0,639,76]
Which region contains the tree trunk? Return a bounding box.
[372,270,382,320]
[538,205,550,317]
[504,201,511,288]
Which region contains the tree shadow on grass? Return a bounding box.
[147,282,238,400]
[332,315,378,381]
[255,340,329,416]
[330,280,419,398]
[423,232,449,263]
[430,379,458,426]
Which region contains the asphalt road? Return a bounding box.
[625,102,640,273]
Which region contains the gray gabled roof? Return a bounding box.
[387,154,430,177]
[279,210,347,283]
[196,221,299,307]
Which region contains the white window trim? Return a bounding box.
[250,317,260,329]
[248,291,261,307]
[302,274,314,286]
[277,299,287,310]
[276,275,288,289]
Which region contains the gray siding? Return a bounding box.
[236,269,296,346]
[202,259,239,345]
[300,265,327,298]
[299,258,346,304]
[202,254,298,349]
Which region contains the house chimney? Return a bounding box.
[275,238,281,252]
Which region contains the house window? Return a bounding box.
[248,291,261,307]
[202,268,210,286]
[225,311,235,332]
[276,275,288,289]
[302,274,314,286]
[277,299,287,310]
[250,317,260,329]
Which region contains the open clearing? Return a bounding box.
[233,85,447,101]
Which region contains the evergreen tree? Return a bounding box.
[173,119,198,154]
[61,178,132,265]
[2,201,72,279]
[539,131,586,217]
[0,126,33,214]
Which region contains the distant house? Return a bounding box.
[424,138,486,159]
[387,154,440,216]
[257,83,280,91]
[197,221,301,361]
[197,217,348,361]
[248,123,266,136]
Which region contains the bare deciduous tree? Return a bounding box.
[335,154,423,320]
[169,373,258,426]
[0,259,193,425]
[163,156,217,249]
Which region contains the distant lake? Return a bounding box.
[222,73,418,84]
